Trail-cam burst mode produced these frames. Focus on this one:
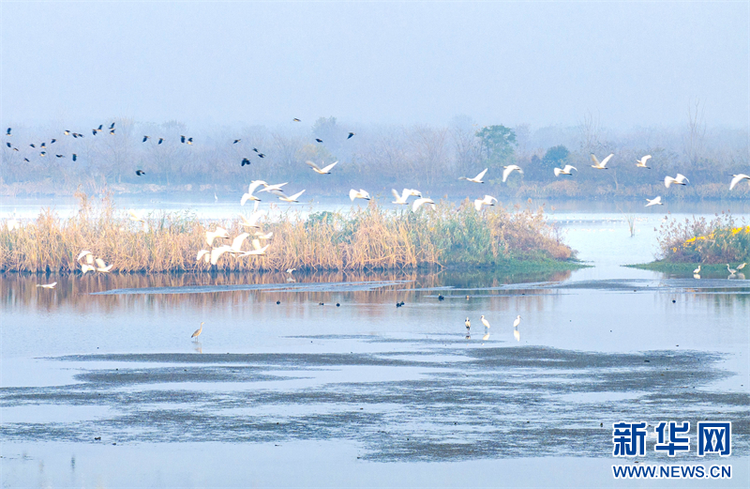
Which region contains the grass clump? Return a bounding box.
[652,212,749,265]
[0,192,576,274]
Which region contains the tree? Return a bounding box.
[541,145,570,170]
[475,125,516,170]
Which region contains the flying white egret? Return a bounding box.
[239,239,268,256]
[229,233,250,254]
[645,196,663,207]
[210,245,233,265]
[271,189,306,203]
[502,165,524,182]
[191,322,204,340]
[729,174,750,190]
[481,315,490,329]
[6,219,20,231]
[349,189,371,201]
[474,195,497,211]
[306,160,338,174]
[513,315,521,328]
[205,227,230,246]
[590,153,613,170]
[80,263,95,274]
[635,155,652,168]
[258,182,288,194]
[94,258,113,273]
[459,168,488,183]
[77,250,94,264]
[412,197,435,211]
[553,165,577,176]
[664,174,689,188]
[737,262,747,270]
[238,211,263,229]
[127,209,144,222]
[241,180,267,205]
[36,282,57,289]
[196,250,210,263]
[255,231,273,240]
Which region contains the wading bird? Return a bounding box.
[459,168,488,183]
[306,160,338,174]
[481,315,490,329]
[693,265,701,275]
[664,174,689,188]
[513,315,521,328]
[645,196,663,207]
[635,155,652,168]
[191,322,204,341]
[474,195,497,211]
[729,174,750,190]
[590,153,613,170]
[412,197,435,211]
[349,189,371,201]
[553,165,577,176]
[36,282,57,289]
[502,165,524,182]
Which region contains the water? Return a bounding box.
[1,199,749,488]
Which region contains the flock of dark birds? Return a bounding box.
[3,118,354,177]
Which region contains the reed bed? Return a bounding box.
[0,192,573,273]
[656,212,749,263]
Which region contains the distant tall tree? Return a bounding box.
[541,145,570,170]
[475,125,516,170]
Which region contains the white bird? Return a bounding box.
[635,155,652,168]
[645,196,663,207]
[729,174,750,190]
[196,250,210,263]
[6,218,20,231]
[481,315,490,329]
[306,160,338,175]
[229,233,250,253]
[77,250,94,264]
[459,168,488,183]
[241,180,267,205]
[727,264,737,276]
[465,317,471,330]
[590,153,613,170]
[95,258,113,273]
[36,282,57,289]
[502,165,523,182]
[474,195,497,211]
[255,231,273,240]
[238,211,263,229]
[210,245,233,265]
[391,188,421,205]
[349,189,371,201]
[693,265,701,274]
[738,263,747,270]
[206,226,230,246]
[286,268,296,274]
[513,315,521,328]
[258,182,288,194]
[412,197,435,212]
[271,189,306,203]
[127,209,144,222]
[191,322,204,340]
[664,174,689,188]
[80,263,95,274]
[553,165,577,177]
[239,239,269,256]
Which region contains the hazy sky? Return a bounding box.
[1,1,748,130]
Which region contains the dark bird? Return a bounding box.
[40,151,46,156]
[233,139,241,144]
[97,125,103,132]
[258,153,265,158]
[12,147,18,151]
[92,129,97,136]
[5,128,10,136]
[72,154,77,161]
[135,170,145,176]
[109,129,115,135]
[5,142,9,148]
[30,143,36,148]
[142,136,150,143]
[50,139,56,144]
[336,303,340,307]
[396,302,402,308]
[187,137,193,145]
[438,294,445,301]
[41,142,46,148]
[73,133,79,138]
[347,132,355,139]
[64,130,71,135]
[252,148,259,153]
[241,158,251,167]
[180,135,186,143]
[158,138,164,144]
[315,138,323,143]
[293,118,301,122]
[24,158,29,162]
[55,154,64,158]
[109,122,115,130]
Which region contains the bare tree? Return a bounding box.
[684,97,706,164]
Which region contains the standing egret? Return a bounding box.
[481,315,490,329]
[459,168,488,183]
[191,322,204,341]
[664,174,689,188]
[513,315,521,328]
[693,265,701,275]
[306,160,338,174]
[645,196,663,207]
[502,165,524,182]
[729,174,750,190]
[635,155,652,168]
[590,153,613,170]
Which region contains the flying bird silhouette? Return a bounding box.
[347,132,355,139]
[293,118,301,122]
[241,158,251,167]
[158,138,164,144]
[142,136,150,142]
[181,135,186,143]
[5,142,9,148]
[72,154,77,161]
[5,128,10,136]
[233,139,241,144]
[135,170,145,176]
[50,139,56,144]
[315,138,323,143]
[109,122,115,129]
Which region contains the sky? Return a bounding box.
[1,1,748,130]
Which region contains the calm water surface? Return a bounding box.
[1,198,748,488]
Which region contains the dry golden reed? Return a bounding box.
[0,192,572,273]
